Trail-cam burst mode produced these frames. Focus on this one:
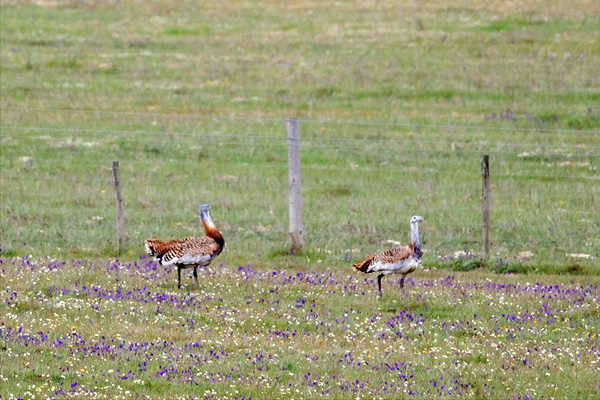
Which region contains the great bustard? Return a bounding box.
[145,204,225,289]
[354,215,424,297]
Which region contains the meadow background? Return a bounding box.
[1,0,599,399]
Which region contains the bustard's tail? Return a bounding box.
[145,237,185,260]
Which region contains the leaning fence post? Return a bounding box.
[287,118,304,251]
[481,155,491,260]
[111,160,125,252]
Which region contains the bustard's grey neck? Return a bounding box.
[411,221,422,259]
[200,209,212,222]
[200,208,216,231]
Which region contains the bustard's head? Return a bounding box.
[199,203,212,215]
[410,215,425,224]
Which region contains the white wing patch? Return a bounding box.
[161,253,215,267]
[368,258,418,275]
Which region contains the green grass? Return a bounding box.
[0,0,599,271]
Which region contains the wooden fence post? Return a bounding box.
[111,160,125,252]
[287,118,304,251]
[481,155,491,260]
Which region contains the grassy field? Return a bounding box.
[1,256,599,399]
[1,0,598,270]
[0,0,599,398]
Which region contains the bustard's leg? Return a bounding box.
[399,275,406,289]
[177,265,182,289]
[377,274,385,297]
[193,266,199,287]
